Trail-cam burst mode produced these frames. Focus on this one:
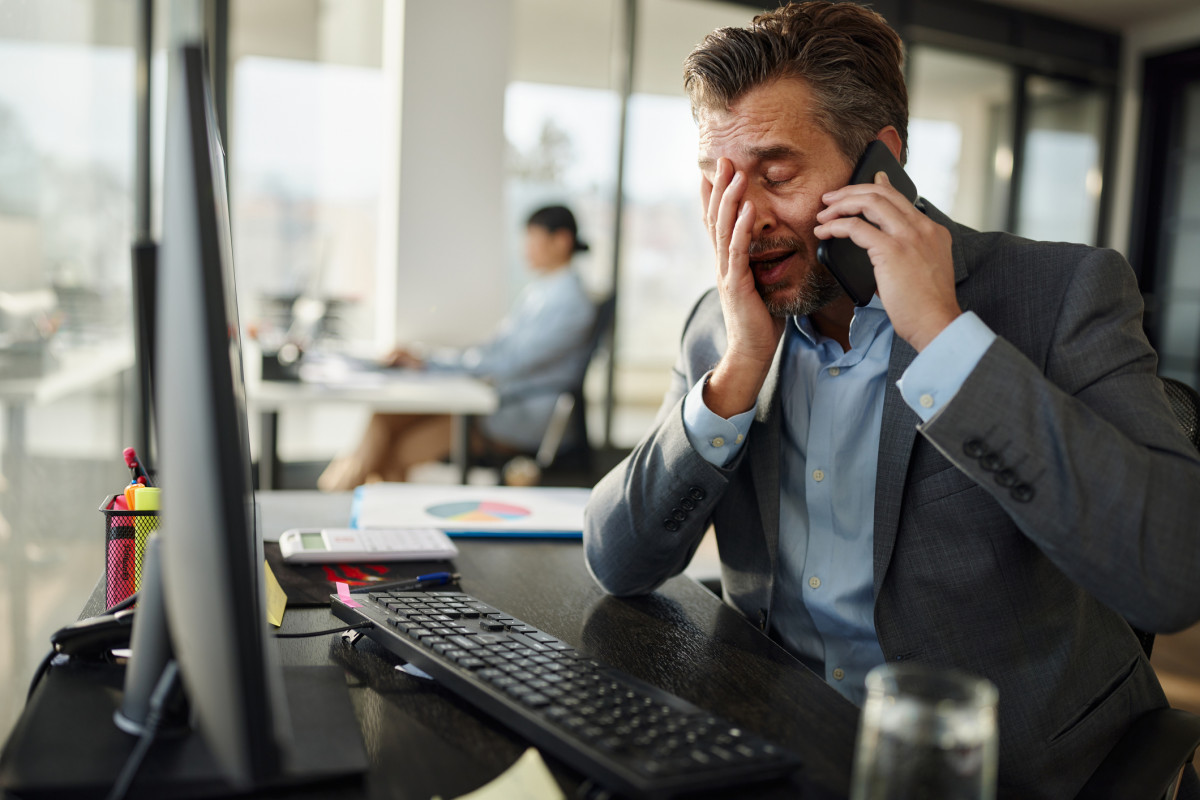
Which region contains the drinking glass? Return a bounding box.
[850,663,998,800]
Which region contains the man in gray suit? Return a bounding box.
[582,2,1200,796]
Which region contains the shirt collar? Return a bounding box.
[790,293,889,350]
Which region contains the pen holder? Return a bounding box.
[99,496,160,609]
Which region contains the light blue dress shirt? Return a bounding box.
[683,303,996,705]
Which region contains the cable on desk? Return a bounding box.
[274,622,375,639]
[29,591,143,701]
[106,660,182,800]
[26,649,56,702]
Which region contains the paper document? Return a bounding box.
[443,748,565,800]
[350,483,589,538]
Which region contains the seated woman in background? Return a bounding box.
[318,205,597,490]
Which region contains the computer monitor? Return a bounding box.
[137,40,365,793]
[154,39,281,785]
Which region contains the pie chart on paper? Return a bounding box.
[425,500,533,524]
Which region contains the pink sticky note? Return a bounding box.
[336,581,362,608]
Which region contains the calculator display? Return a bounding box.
[301,532,328,551]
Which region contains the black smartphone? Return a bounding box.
[816,140,919,306]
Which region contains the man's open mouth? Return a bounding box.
[750,251,795,285]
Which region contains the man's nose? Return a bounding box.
[741,184,777,234]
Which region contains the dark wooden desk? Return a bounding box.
[271,538,859,799]
[8,512,860,799]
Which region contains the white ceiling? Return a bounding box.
[986,0,1199,31]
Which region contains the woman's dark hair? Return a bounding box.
[526,205,589,253]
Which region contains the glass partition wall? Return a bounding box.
[0,0,146,746]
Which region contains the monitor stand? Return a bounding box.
[0,661,368,799]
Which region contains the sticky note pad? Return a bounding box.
[264,559,287,627]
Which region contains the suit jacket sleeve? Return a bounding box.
[584,291,739,596]
[919,244,1200,632]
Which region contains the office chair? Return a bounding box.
[1076,375,1200,800]
[484,294,616,485]
[533,294,616,470]
[1162,375,1200,449]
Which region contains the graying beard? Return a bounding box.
[760,266,844,318]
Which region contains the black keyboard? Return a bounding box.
[331,590,802,798]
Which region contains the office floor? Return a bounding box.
[3,394,1200,787]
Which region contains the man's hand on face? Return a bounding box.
[700,157,787,419]
[814,171,960,353]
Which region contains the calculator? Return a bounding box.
[278,527,459,563]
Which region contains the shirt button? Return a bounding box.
[919,393,935,408]
[828,366,840,376]
[808,576,821,589]
[735,434,744,443]
[711,436,725,448]
[812,469,825,482]
[832,668,845,681]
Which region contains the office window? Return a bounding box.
[0,0,138,749]
[0,3,135,332]
[908,46,1015,232]
[229,0,384,349]
[1015,76,1107,245]
[614,0,764,413]
[504,81,619,303]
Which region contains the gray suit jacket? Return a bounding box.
[583,203,1200,798]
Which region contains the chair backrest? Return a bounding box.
[563,294,616,449]
[1161,376,1200,450]
[531,295,617,472]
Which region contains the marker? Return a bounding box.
[106,514,137,608]
[124,482,139,512]
[132,486,161,592]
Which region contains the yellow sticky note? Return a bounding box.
[264,559,287,627]
[447,748,564,800]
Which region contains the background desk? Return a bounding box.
[11,491,859,799]
[249,374,499,488]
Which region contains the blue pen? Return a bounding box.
[349,571,459,594]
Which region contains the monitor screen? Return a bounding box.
[155,41,285,786]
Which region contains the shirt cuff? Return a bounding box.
[896,311,996,423]
[682,371,756,468]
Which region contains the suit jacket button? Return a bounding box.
[980,452,1004,472]
[671,508,687,521]
[994,468,1018,488]
[1011,483,1035,502]
[688,486,706,501]
[664,519,681,532]
[679,497,696,511]
[963,439,988,458]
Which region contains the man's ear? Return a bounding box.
[876,126,904,164]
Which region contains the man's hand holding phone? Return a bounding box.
[701,158,786,419]
[814,142,959,353]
